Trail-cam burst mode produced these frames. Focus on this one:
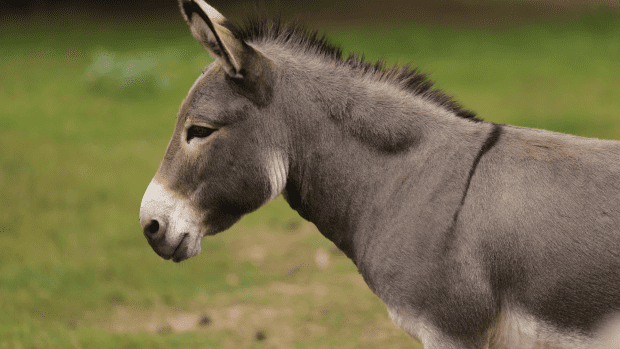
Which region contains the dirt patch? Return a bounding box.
[102,303,295,339]
[99,297,341,348]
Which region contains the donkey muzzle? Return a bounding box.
[139,178,203,262]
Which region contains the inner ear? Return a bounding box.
[179,1,274,106]
[179,0,244,77]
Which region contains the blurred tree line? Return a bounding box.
[2,0,170,11]
[2,0,617,30]
[0,0,253,16]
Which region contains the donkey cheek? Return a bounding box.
[198,174,271,219]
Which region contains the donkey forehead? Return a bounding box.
[178,63,254,124]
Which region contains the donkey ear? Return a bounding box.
[178,0,246,78]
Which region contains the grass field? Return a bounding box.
[1,3,620,348]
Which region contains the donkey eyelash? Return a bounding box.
[186,125,217,142]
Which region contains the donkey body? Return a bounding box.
[139,1,620,347]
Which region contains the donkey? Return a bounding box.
[139,0,620,347]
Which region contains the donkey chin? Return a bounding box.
[139,178,207,262]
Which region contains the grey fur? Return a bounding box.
[139,1,620,347]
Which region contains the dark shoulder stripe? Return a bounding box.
[461,122,502,208]
[471,123,502,182]
[442,123,503,254]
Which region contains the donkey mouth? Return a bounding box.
[149,233,199,263]
[167,233,186,262]
[171,233,202,263]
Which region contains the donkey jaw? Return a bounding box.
[139,178,205,262]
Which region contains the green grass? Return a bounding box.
[1,7,620,348]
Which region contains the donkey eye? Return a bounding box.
[186,125,217,142]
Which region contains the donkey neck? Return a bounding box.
[279,59,496,266]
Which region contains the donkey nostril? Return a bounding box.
[146,220,159,234]
[144,219,164,239]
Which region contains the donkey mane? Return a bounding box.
[222,13,480,121]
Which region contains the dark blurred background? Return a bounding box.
[2,0,618,26]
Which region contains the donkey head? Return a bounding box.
[139,0,288,262]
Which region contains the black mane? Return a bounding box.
[223,13,480,121]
